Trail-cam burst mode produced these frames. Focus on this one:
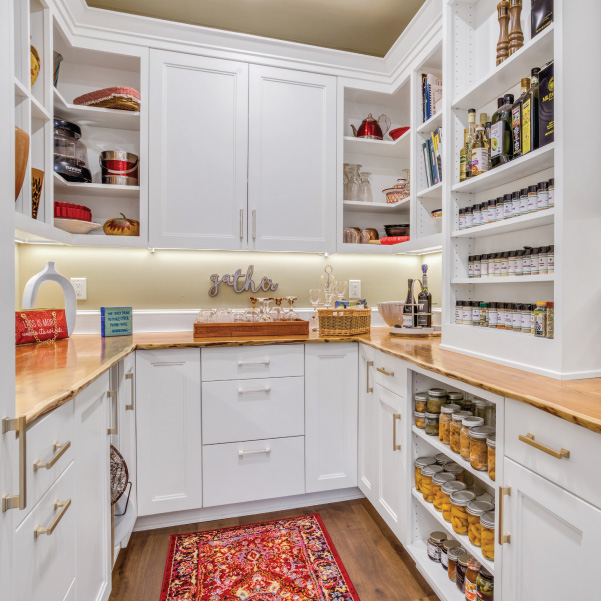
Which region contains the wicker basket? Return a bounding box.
[318,307,371,336]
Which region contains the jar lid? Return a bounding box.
[425,412,440,419]
[467,557,482,571]
[450,490,476,507]
[487,433,496,447]
[462,416,484,427]
[421,464,444,477]
[469,426,496,440]
[457,552,471,567]
[435,453,452,465]
[479,566,494,580]
[443,462,464,476]
[447,392,464,400]
[415,392,428,401]
[472,399,486,407]
[441,403,461,414]
[414,411,425,417]
[480,511,495,529]
[467,500,495,516]
[443,539,462,552]
[452,410,473,422]
[442,480,467,495]
[433,472,456,486]
[466,485,485,498]
[448,546,465,561]
[429,531,447,544]
[428,388,447,397]
[415,456,437,468]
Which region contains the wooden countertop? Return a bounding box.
[15,329,601,434]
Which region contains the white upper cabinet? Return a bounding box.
[248,65,337,253]
[149,50,249,250]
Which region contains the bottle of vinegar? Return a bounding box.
[522,68,540,156]
[512,77,530,158]
[491,94,514,168]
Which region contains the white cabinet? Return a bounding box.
[248,65,336,253]
[502,457,601,600]
[149,50,249,250]
[304,344,358,493]
[358,345,376,502]
[136,349,202,516]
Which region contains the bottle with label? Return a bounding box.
[418,265,433,327]
[460,129,468,182]
[512,77,530,158]
[465,109,476,178]
[484,122,492,170]
[521,68,540,156]
[491,94,515,168]
[403,279,417,328]
[471,125,489,177]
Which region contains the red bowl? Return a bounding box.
[389,126,410,141]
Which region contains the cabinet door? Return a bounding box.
[136,349,202,515]
[74,373,111,601]
[358,345,376,503]
[305,344,358,493]
[248,65,336,253]
[502,458,601,601]
[149,50,248,250]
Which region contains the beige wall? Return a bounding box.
[15,244,442,311]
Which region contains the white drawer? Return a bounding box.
[201,345,304,381]
[14,461,76,601]
[20,400,74,525]
[505,398,601,509]
[203,436,305,507]
[373,350,407,396]
[202,377,304,444]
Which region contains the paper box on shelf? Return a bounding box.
[539,61,554,148]
[101,306,133,337]
[531,0,553,38]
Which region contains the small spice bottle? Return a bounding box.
[486,433,496,481]
[425,413,441,437]
[486,199,496,223]
[458,208,467,230]
[520,187,529,213]
[460,416,484,460]
[530,303,536,334]
[455,552,470,593]
[495,196,504,221]
[469,426,496,471]
[500,251,510,276]
[421,464,444,502]
[480,512,495,560]
[427,388,448,413]
[439,403,461,444]
[504,303,514,330]
[441,480,467,522]
[441,539,462,573]
[476,567,494,601]
[433,472,456,512]
[455,300,463,324]
[527,184,538,212]
[537,180,549,209]
[447,546,465,582]
[465,206,474,228]
[530,247,540,275]
[473,255,481,278]
[468,255,474,278]
[546,301,554,339]
[515,249,524,275]
[538,245,549,274]
[414,411,426,429]
[415,392,428,413]
[508,250,518,276]
[465,557,483,601]
[479,302,488,327]
[494,253,503,276]
[414,456,436,491]
[473,203,482,226]
[547,244,554,273]
[548,178,555,207]
[512,189,521,215]
[467,501,495,547]
[487,302,498,329]
[480,254,489,277]
[521,304,532,333]
[503,193,513,219]
[496,303,506,329]
[427,531,447,562]
[450,411,472,453]
[450,490,476,535]
[462,301,473,325]
[513,303,523,331]
[522,248,532,275]
[534,301,547,337]
[472,302,481,327]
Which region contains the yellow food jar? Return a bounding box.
[441,481,466,522]
[450,490,476,535]
[460,416,484,460]
[414,411,426,429]
[439,403,461,445]
[466,500,494,547]
[450,411,472,454]
[414,456,436,492]
[442,461,465,483]
[469,426,496,472]
[480,511,496,560]
[414,392,428,413]
[487,433,496,481]
[421,464,444,503]
[432,472,456,511]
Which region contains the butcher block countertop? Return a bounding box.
[15,329,601,434]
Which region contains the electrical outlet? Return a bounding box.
[70,278,87,301]
[349,280,361,299]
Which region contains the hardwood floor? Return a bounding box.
[109,498,437,601]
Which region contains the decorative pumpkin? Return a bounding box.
[103,213,140,236]
[31,45,40,87]
[15,126,29,200]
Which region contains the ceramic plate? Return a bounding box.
[54,218,103,234]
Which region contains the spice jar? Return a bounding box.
[441,539,461,572]
[476,567,494,601]
[455,552,470,593]
[537,180,549,209]
[547,244,554,273]
[520,187,529,213]
[480,511,495,560]
[487,434,496,481]
[465,557,482,601]
[465,206,474,228]
[469,426,496,471]
[441,480,467,522]
[527,184,538,212]
[414,411,426,429]
[443,462,465,483]
[425,412,440,436]
[534,301,547,337]
[451,411,472,453]
[459,208,467,230]
[548,178,554,207]
[494,196,504,221]
[546,301,554,339]
[435,452,452,466]
[427,388,447,413]
[415,392,428,413]
[414,456,436,492]
[467,501,494,547]
[450,490,476,535]
[440,403,461,445]
[427,531,447,562]
[448,546,465,582]
[460,416,484,460]
[433,472,456,511]
[421,464,444,503]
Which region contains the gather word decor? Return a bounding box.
[208,265,279,297]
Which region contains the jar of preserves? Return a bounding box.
[466,501,494,547]
[466,485,485,499]
[427,531,447,562]
[425,412,440,436]
[435,452,452,466]
[455,552,470,593]
[480,512,495,560]
[441,481,467,522]
[447,391,464,407]
[469,426,496,471]
[443,461,465,483]
[451,411,473,453]
[414,392,428,413]
[465,557,482,601]
[487,434,496,481]
[476,567,494,601]
[433,472,456,511]
[460,416,485,460]
[427,388,448,413]
[439,403,461,444]
[421,464,444,502]
[441,539,461,572]
[414,456,436,492]
[450,490,476,535]
[448,546,465,582]
[414,411,426,429]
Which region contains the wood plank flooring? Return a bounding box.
[109,499,437,601]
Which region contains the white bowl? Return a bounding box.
[54,218,103,235]
[377,301,406,327]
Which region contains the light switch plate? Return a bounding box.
[349,280,361,299]
[70,278,87,300]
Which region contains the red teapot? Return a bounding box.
[351,113,391,140]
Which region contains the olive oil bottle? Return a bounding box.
[491,94,514,168]
[464,109,476,178]
[512,77,530,158]
[471,124,489,176]
[459,129,468,181]
[522,68,540,155]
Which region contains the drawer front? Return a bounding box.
[201,345,304,381]
[21,400,74,525]
[202,377,304,444]
[203,436,305,507]
[505,398,601,509]
[373,350,407,396]
[14,462,76,601]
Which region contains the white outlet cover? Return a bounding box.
[349,279,361,299]
[70,278,87,301]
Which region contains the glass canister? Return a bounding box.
[441,539,461,572]
[460,416,484,460]
[433,472,456,511]
[466,501,494,547]
[450,490,476,535]
[421,464,444,503]
[415,392,428,413]
[448,546,465,582]
[450,411,472,453]
[427,531,447,562]
[435,452,452,466]
[480,511,495,560]
[414,456,436,492]
[427,388,448,413]
[425,412,440,436]
[441,481,467,522]
[443,462,465,483]
[455,552,470,593]
[414,411,426,429]
[487,434,496,481]
[477,567,494,601]
[439,403,461,445]
[447,391,464,409]
[469,426,496,471]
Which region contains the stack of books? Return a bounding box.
[421,73,443,123]
[421,127,443,188]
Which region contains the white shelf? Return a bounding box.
[53,88,141,131]
[343,199,410,213]
[453,25,555,110]
[14,213,71,244]
[338,242,399,254]
[452,144,554,195]
[344,130,411,159]
[451,209,554,239]
[14,77,28,98]
[417,111,443,135]
[31,95,51,121]
[407,541,461,601]
[412,425,497,490]
[71,233,147,247]
[54,173,140,199]
[411,488,495,574]
[417,181,443,200]
[395,233,443,254]
[452,275,554,285]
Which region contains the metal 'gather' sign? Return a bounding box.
[209,265,279,297]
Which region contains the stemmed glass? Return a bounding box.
[333,281,348,306]
[283,297,299,321]
[358,172,373,203]
[309,289,323,331]
[257,298,274,321]
[270,297,284,322]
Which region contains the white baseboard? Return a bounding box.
[133,487,364,532]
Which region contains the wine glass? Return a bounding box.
[283,297,299,321]
[257,298,274,321]
[270,297,284,321]
[333,281,348,305]
[309,288,323,323]
[358,172,373,203]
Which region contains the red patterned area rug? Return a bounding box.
[160,514,360,600]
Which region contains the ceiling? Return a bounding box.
[86,0,426,57]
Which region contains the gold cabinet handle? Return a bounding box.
[2,416,27,512]
[366,360,374,393]
[498,485,511,545]
[34,441,71,471]
[519,433,570,459]
[377,367,394,377]
[393,413,401,451]
[34,498,71,538]
[125,372,135,411]
[107,390,118,436]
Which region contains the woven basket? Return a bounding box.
[318,307,371,336]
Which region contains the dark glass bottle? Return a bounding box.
[491,94,514,168]
[522,68,540,155]
[512,77,530,158]
[418,266,432,327]
[403,279,417,328]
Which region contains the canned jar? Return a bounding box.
[414,411,426,429]
[447,391,464,407]
[414,456,436,492]
[414,392,428,413]
[487,433,496,481]
[460,416,484,461]
[466,501,494,547]
[427,388,448,413]
[421,464,444,503]
[480,512,495,560]
[455,552,470,593]
[465,557,482,601]
[439,403,461,445]
[450,490,476,535]
[433,472,456,511]
[441,539,461,572]
[435,452,452,466]
[477,567,494,601]
[443,461,465,483]
[448,546,465,582]
[427,531,447,562]
[441,481,467,522]
[469,426,496,471]
[425,412,440,437]
[450,411,472,453]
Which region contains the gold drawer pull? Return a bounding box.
[34,498,71,538]
[239,448,271,457]
[499,486,511,545]
[366,360,374,393]
[34,441,71,471]
[125,372,135,411]
[107,390,118,436]
[393,413,401,451]
[2,416,27,512]
[519,433,570,459]
[376,367,394,377]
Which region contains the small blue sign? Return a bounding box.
[101,306,133,337]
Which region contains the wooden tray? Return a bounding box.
[194,319,309,338]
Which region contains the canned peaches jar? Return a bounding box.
[414,457,436,492]
[439,403,461,445]
[487,434,496,481]
[421,464,444,503]
[469,426,496,471]
[466,500,494,547]
[450,490,476,535]
[432,472,455,511]
[441,481,466,522]
[480,511,496,560]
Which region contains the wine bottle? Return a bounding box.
[522,68,540,155]
[459,129,468,182]
[403,279,417,328]
[491,93,514,168]
[464,109,476,179]
[418,266,432,327]
[512,77,530,158]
